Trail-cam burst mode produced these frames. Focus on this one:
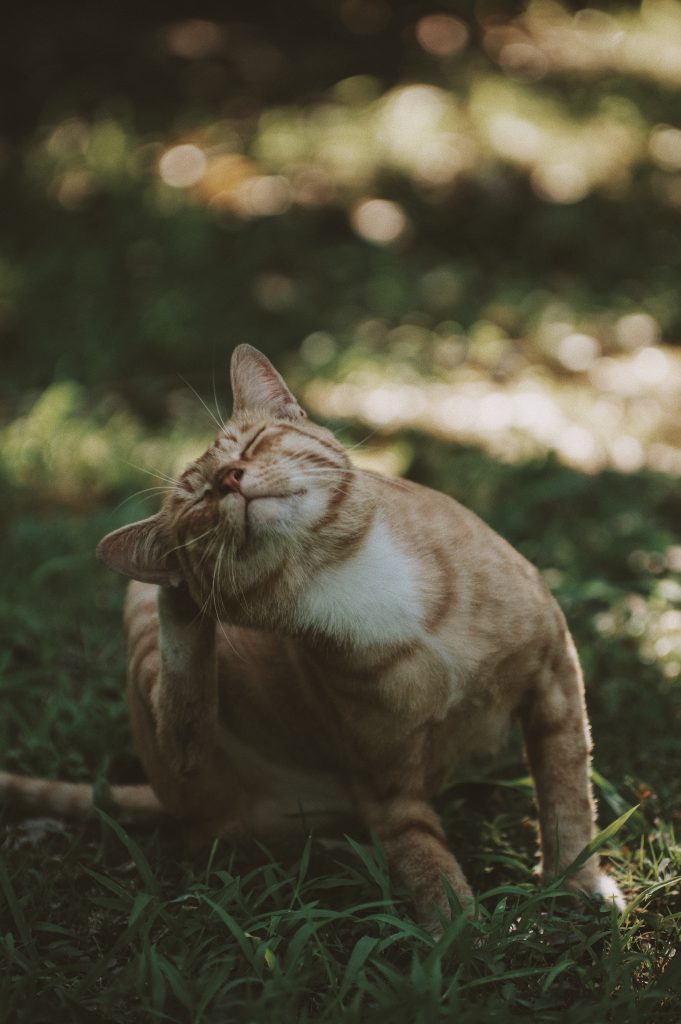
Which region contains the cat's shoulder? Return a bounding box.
[358,467,544,587]
[359,467,496,538]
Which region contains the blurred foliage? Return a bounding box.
[3,0,681,411]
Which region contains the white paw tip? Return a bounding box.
[592,874,626,913]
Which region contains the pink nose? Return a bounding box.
[217,467,244,494]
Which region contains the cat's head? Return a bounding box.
[97,345,362,599]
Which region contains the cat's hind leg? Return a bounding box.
[520,632,625,911]
[354,786,474,933]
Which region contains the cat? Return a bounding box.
[1,344,624,927]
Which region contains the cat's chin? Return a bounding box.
[247,495,293,528]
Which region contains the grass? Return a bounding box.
[2,394,681,1022]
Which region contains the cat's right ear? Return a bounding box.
[96,515,182,586]
[230,343,306,420]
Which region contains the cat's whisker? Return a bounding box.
[178,374,225,433]
[165,526,219,559]
[209,541,246,660]
[279,445,415,492]
[210,582,233,651]
[213,543,226,618]
[342,428,381,453]
[209,538,224,623]
[194,538,218,619]
[113,486,176,512]
[121,459,181,487]
[211,371,227,432]
[282,460,412,491]
[225,536,249,616]
[298,463,416,492]
[274,451,357,475]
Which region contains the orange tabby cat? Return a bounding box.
[1,345,623,926]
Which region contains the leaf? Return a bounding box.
[96,809,159,894]
[159,956,194,1011]
[285,921,317,969]
[563,804,640,877]
[460,965,555,992]
[0,856,35,959]
[293,834,312,902]
[201,896,254,965]
[621,873,681,915]
[149,944,167,1011]
[129,891,156,931]
[195,966,245,1018]
[591,770,645,828]
[542,955,575,992]
[337,935,380,1001]
[343,835,391,898]
[83,866,129,903]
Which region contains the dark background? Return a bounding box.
[2,0,681,410]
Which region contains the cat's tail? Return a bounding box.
[0,771,167,822]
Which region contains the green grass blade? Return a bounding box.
[563,804,640,876]
[0,856,36,960]
[337,935,380,1001]
[96,809,160,894]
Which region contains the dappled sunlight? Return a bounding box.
[487,0,681,90]
[4,4,681,635]
[194,74,644,210]
[472,77,643,203]
[303,343,681,475]
[14,0,681,388]
[28,54,660,222]
[596,575,681,681]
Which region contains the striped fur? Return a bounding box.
[5,344,623,927]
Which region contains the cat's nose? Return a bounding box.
[217,467,244,495]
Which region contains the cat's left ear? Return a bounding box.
[230,344,307,420]
[96,514,183,586]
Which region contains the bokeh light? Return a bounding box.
[165,19,223,59]
[5,0,681,487]
[159,145,207,188]
[350,198,408,244]
[415,15,468,57]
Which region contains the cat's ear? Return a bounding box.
[96,515,182,586]
[230,344,306,420]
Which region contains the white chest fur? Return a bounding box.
[297,516,423,647]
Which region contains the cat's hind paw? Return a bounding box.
[565,871,626,914]
[589,873,626,913]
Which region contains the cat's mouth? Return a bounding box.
[248,489,307,503]
[221,488,307,538]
